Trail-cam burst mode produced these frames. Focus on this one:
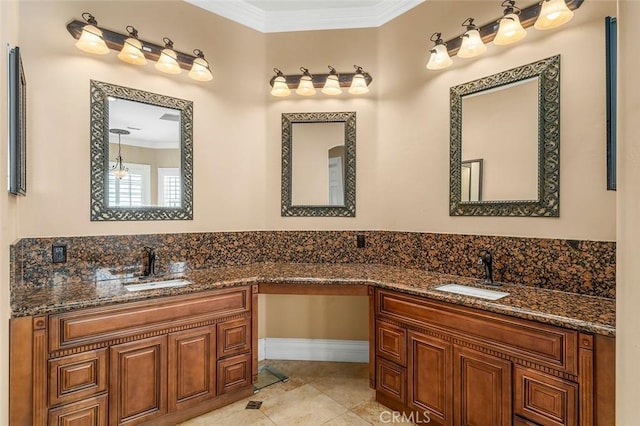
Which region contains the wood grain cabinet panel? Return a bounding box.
[454,347,512,426]
[48,394,108,426]
[217,353,252,395]
[514,367,578,426]
[110,336,167,426]
[168,326,217,412]
[48,349,108,406]
[376,321,407,366]
[217,318,251,359]
[376,357,407,404]
[407,331,453,426]
[514,416,542,426]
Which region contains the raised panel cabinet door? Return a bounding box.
[217,317,251,359]
[217,353,252,395]
[109,335,167,426]
[407,331,453,426]
[376,321,407,366]
[454,347,512,426]
[168,326,217,412]
[48,394,108,426]
[48,349,108,406]
[376,357,407,404]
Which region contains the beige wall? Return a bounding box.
[616,1,639,423]
[1,2,21,425]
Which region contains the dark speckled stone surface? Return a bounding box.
[10,263,615,336]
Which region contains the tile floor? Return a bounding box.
[178,360,410,425]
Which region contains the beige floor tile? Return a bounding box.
[321,411,373,426]
[261,384,348,426]
[312,376,373,409]
[352,400,416,425]
[194,409,276,426]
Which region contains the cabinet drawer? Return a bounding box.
[514,416,542,426]
[217,317,251,359]
[376,289,578,374]
[49,349,108,406]
[49,287,251,351]
[217,353,252,395]
[376,321,407,366]
[48,394,108,426]
[514,367,577,426]
[376,357,406,404]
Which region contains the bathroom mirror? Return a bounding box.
[282,112,356,217]
[450,55,560,216]
[90,80,193,220]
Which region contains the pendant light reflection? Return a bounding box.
[110,129,130,179]
[75,13,109,55]
[117,26,146,65]
[188,49,213,81]
[155,37,181,74]
[426,32,453,70]
[458,18,487,58]
[534,0,574,30]
[494,1,527,45]
[296,67,316,96]
[322,66,342,95]
[348,65,369,95]
[270,68,291,97]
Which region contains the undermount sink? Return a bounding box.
[434,284,509,301]
[124,278,191,292]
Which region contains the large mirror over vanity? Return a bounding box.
[90,80,193,221]
[450,55,560,217]
[281,111,356,217]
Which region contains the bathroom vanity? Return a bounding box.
[9,263,615,425]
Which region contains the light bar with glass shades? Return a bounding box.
[269,65,372,97]
[426,0,582,70]
[66,13,213,82]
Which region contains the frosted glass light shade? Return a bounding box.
[348,74,369,94]
[427,44,453,70]
[322,74,342,95]
[534,0,574,30]
[188,57,213,81]
[494,14,527,45]
[117,38,147,65]
[296,76,316,96]
[155,48,181,74]
[112,167,128,179]
[458,29,487,58]
[271,76,291,96]
[76,25,109,55]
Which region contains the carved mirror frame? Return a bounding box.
[90,80,193,221]
[450,55,560,217]
[281,111,356,217]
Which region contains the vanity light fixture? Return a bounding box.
[75,13,109,55]
[269,65,372,97]
[110,129,130,179]
[534,0,574,30]
[494,0,527,45]
[426,32,453,70]
[296,67,316,96]
[117,26,146,65]
[66,13,214,82]
[322,66,342,95]
[458,18,487,58]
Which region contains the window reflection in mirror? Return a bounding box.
[461,159,483,202]
[107,98,182,208]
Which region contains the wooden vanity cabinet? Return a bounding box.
[373,288,614,426]
[10,285,258,426]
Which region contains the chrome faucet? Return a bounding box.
[478,250,494,284]
[143,247,158,276]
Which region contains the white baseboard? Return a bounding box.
[258,338,368,363]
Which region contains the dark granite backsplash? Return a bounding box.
[11,231,616,298]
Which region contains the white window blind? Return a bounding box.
[108,163,151,207]
[158,168,181,207]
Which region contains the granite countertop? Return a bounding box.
[10,262,616,336]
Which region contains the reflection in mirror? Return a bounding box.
[90,80,193,221]
[282,112,356,217]
[450,55,560,217]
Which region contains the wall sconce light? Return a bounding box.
[66,13,214,82]
[427,0,582,70]
[494,1,527,45]
[269,65,372,97]
[110,129,130,179]
[426,32,453,70]
[458,18,487,58]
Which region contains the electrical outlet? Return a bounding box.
[357,234,366,248]
[52,244,67,263]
